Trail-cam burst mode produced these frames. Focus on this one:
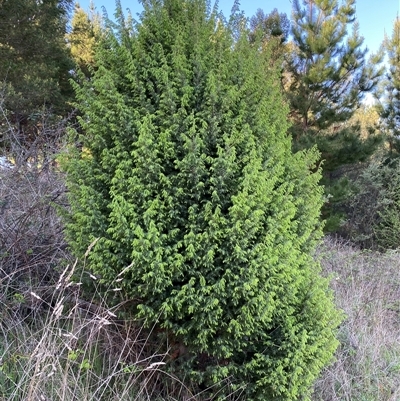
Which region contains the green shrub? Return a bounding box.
[343,160,400,250]
[63,1,341,399]
[375,162,400,249]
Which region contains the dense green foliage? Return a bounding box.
[343,159,400,250]
[249,8,290,63]
[63,1,341,399]
[0,0,73,162]
[249,8,290,43]
[0,0,73,113]
[280,0,384,232]
[342,17,400,250]
[3,0,400,398]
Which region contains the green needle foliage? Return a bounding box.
[284,0,384,232]
[0,0,73,116]
[63,0,341,399]
[378,16,400,160]
[0,0,74,163]
[287,0,383,172]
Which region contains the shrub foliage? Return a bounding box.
[63,1,341,399]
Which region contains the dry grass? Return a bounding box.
[0,166,173,400]
[0,259,183,401]
[0,162,241,401]
[0,165,67,297]
[313,237,400,401]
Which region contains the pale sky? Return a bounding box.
[78,0,399,56]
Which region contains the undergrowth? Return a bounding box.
[1,166,400,400]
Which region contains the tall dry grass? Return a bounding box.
[0,258,195,401]
[0,165,67,301]
[0,255,241,401]
[313,237,400,401]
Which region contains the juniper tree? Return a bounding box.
[63,1,341,399]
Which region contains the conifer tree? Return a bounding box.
[350,18,400,250]
[247,8,291,78]
[0,0,73,114]
[287,0,383,172]
[249,8,290,62]
[0,0,74,161]
[378,16,400,159]
[64,1,341,399]
[250,8,290,41]
[67,2,102,78]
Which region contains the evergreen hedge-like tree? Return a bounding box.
[64,1,341,399]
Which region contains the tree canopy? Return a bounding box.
[378,16,400,159]
[0,0,73,115]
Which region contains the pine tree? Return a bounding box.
[378,16,400,159]
[347,18,400,250]
[250,8,290,41]
[248,8,291,76]
[0,0,73,114]
[63,1,341,399]
[287,0,383,172]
